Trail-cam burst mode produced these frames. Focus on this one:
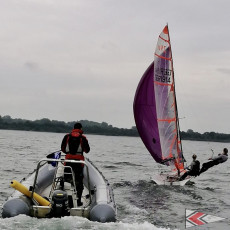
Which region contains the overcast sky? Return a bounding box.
[0,0,230,133]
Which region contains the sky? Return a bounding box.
[0,0,230,134]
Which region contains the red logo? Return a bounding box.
[187,211,207,226]
[186,210,225,228]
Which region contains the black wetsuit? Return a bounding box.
[180,160,200,181]
[199,154,228,175]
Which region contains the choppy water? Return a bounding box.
[0,130,229,230]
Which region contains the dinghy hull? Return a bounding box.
[151,173,192,186]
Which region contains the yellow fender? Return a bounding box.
[11,180,51,207]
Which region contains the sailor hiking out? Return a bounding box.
[199,148,228,175]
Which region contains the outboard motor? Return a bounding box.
[51,190,68,217]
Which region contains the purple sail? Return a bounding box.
[133,61,162,163]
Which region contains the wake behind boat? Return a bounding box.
[133,25,191,185]
[2,152,116,222]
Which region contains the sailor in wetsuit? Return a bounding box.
[179,154,200,181]
[199,148,228,175]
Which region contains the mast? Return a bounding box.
[167,25,185,163]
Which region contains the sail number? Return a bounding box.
[155,68,172,83]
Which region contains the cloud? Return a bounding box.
[24,62,39,71]
[0,0,230,132]
[217,68,230,75]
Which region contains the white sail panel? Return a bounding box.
[154,25,183,171]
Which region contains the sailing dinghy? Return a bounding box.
[133,25,191,185]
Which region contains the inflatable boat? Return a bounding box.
[2,152,116,222]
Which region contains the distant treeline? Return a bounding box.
[0,115,137,136]
[180,129,230,143]
[0,115,230,142]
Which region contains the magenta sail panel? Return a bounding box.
[133,62,163,163]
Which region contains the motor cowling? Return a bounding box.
[51,190,68,217]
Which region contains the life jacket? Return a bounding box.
[65,153,85,167]
[65,154,85,161]
[65,129,84,155]
[191,160,200,175]
[64,129,86,167]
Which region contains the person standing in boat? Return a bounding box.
[61,122,90,206]
[199,148,228,175]
[179,154,200,181]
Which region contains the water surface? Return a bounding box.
[0,130,229,229]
